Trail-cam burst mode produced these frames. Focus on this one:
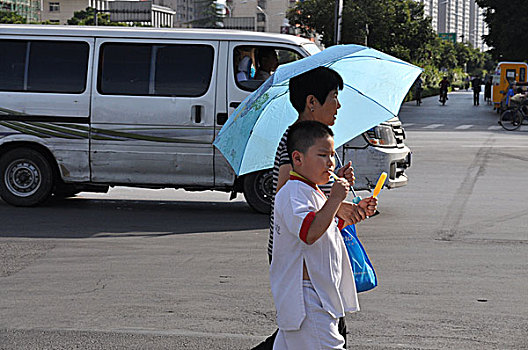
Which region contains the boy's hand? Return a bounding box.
[330,177,349,202]
[336,161,355,187]
[358,196,378,217]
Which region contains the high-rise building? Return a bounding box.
[416,0,488,50]
[419,0,438,30]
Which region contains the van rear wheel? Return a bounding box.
[0,148,54,206]
[243,169,273,214]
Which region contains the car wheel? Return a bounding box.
[243,169,273,214]
[0,148,54,206]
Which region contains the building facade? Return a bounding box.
[0,0,40,22]
[223,0,293,34]
[39,0,174,27]
[417,0,488,50]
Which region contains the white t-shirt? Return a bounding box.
[270,176,359,331]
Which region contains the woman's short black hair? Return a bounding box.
[289,67,344,114]
[287,120,334,162]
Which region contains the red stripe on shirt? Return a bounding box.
[337,218,345,230]
[299,211,316,244]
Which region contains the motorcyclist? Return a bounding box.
[439,76,450,103]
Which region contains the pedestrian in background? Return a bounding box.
[485,77,492,105]
[472,76,482,106]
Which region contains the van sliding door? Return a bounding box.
[90,38,217,186]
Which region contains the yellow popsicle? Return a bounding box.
[372,172,387,198]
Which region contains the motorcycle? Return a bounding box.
[439,89,448,105]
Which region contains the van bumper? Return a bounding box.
[341,145,411,191]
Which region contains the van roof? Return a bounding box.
[0,24,314,46]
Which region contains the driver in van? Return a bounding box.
[254,48,279,81]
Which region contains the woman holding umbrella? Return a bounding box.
[255,67,378,350]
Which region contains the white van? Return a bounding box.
[0,25,411,213]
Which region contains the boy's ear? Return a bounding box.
[291,150,303,167]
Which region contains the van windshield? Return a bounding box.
[302,43,321,56]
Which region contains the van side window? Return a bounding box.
[98,43,214,97]
[233,45,303,92]
[0,39,89,93]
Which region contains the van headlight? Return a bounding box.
[365,125,397,147]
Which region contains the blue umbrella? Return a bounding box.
[214,44,422,176]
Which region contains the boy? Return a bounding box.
[270,120,358,350]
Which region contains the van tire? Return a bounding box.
[243,169,273,214]
[0,148,54,206]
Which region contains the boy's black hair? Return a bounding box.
[287,121,334,163]
[289,67,344,114]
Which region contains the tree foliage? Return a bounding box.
[287,0,493,88]
[67,7,129,26]
[0,10,26,24]
[476,0,528,61]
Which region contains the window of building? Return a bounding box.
[98,43,214,97]
[0,40,89,93]
[256,13,266,22]
[49,2,60,12]
[257,0,267,9]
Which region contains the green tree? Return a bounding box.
[287,0,435,63]
[0,10,26,24]
[67,7,128,26]
[475,0,528,61]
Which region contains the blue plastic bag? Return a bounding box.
[341,224,377,293]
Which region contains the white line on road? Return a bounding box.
[488,125,503,130]
[455,125,474,130]
[403,123,415,127]
[423,124,444,129]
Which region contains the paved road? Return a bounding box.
[1,91,527,349]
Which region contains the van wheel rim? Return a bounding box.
[5,160,41,197]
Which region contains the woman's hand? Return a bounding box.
[358,197,378,217]
[337,201,366,226]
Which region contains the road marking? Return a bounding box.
[403,123,415,127]
[488,125,502,130]
[423,124,444,129]
[455,125,473,130]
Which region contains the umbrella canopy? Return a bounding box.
[214,44,422,176]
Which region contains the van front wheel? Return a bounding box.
[243,169,273,214]
[0,148,54,206]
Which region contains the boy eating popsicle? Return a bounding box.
[270,120,360,349]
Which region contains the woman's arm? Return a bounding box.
[276,163,292,193]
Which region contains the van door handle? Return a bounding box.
[229,102,241,108]
[192,105,202,123]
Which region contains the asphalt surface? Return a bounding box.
[1,91,527,349]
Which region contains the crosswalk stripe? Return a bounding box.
[404,123,415,127]
[488,125,502,130]
[455,125,473,129]
[423,124,444,129]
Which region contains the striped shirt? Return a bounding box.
[268,127,337,260]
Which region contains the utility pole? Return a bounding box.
[334,0,343,45]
